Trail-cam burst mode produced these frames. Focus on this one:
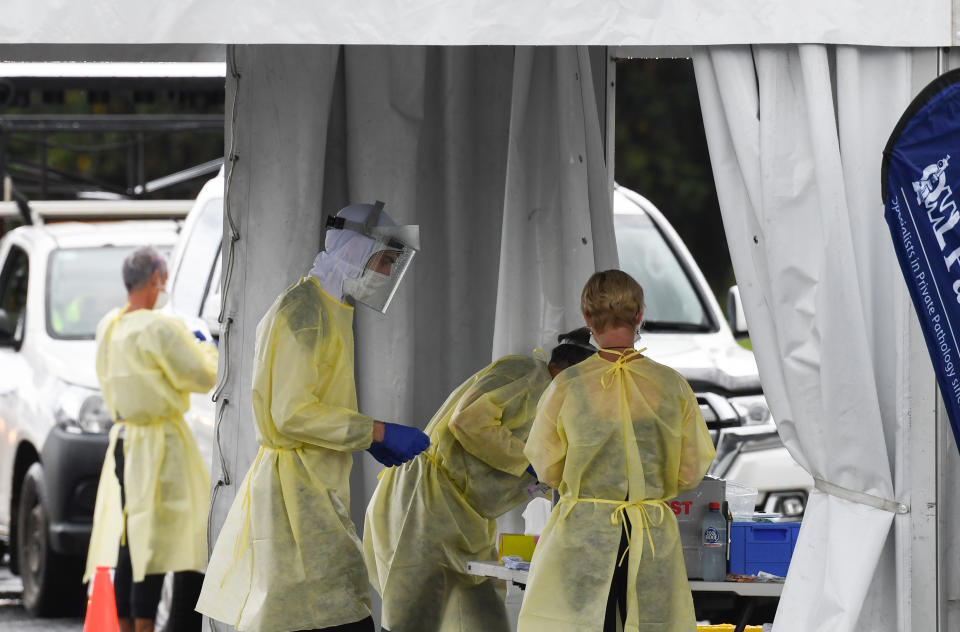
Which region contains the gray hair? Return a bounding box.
[122,246,167,292]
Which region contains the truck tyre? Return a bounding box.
[17,463,84,616]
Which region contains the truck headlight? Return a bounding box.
[728,394,772,426]
[56,389,114,435]
[765,491,807,519]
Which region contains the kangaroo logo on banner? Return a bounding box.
[912,155,950,206]
[883,68,960,453]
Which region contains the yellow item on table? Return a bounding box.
[697,626,763,631]
[364,355,551,632]
[498,534,538,563]
[84,307,218,584]
[518,351,715,632]
[197,277,376,632]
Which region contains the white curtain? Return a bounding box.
[209,44,615,630]
[693,45,932,630]
[495,46,618,357]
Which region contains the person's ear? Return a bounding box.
[636,311,643,326]
[583,312,592,330]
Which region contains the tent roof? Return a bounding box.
[1,0,951,47]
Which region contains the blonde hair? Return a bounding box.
[580,270,645,333]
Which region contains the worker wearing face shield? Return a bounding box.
[84,247,218,632]
[197,203,430,632]
[363,328,598,632]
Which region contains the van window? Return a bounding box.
[0,245,29,345]
[171,197,223,317]
[199,249,222,335]
[46,246,171,340]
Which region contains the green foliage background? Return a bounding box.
[1,87,223,201]
[614,58,735,303]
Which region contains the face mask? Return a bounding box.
[153,289,169,310]
[342,271,391,303]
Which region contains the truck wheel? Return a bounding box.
[17,463,84,616]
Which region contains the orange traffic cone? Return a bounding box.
[83,566,119,632]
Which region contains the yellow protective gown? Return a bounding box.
[517,351,715,632]
[197,276,376,632]
[84,308,218,584]
[364,355,551,632]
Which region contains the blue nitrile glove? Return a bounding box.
[526,464,537,479]
[367,442,404,467]
[192,330,207,342]
[381,422,430,462]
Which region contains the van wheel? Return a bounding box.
[17,463,84,616]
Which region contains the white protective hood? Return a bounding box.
[309,203,396,301]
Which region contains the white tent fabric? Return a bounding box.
[0,1,950,47]
[693,45,934,630]
[209,43,615,630]
[494,46,618,357]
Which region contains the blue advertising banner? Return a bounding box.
[883,68,960,452]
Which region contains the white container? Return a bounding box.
[674,476,726,578]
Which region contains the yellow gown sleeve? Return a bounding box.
[523,380,567,489]
[265,309,374,451]
[676,378,716,494]
[142,317,219,394]
[448,375,530,477]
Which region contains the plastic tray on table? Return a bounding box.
[728,522,801,577]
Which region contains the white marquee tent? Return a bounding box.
[3,1,959,630]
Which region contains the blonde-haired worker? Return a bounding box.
[517,269,715,632]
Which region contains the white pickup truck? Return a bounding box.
[613,184,812,517]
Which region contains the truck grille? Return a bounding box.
[696,392,743,445]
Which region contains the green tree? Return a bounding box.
[615,58,735,304]
[1,85,223,201]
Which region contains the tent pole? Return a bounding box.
[901,48,942,632]
[605,49,615,212]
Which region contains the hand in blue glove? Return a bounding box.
[367,442,404,467]
[380,422,430,462]
[526,464,538,479]
[192,330,207,342]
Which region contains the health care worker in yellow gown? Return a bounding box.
[84,246,218,632]
[518,270,715,632]
[364,328,597,632]
[197,203,430,632]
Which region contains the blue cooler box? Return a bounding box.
[729,522,801,577]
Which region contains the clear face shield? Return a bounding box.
[327,202,420,314]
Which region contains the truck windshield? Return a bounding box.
[614,213,712,331]
[46,246,166,340]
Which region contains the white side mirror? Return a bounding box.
[726,286,748,337]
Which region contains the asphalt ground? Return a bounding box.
[0,565,83,630]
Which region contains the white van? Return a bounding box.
[0,218,182,615]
